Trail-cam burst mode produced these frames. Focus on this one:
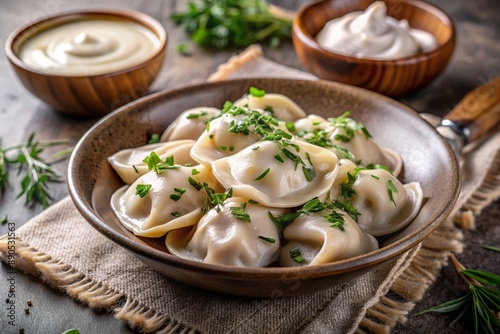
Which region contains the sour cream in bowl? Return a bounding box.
[6,10,167,117]
[292,0,455,97]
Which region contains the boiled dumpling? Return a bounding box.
[279,209,379,267]
[107,140,196,184]
[190,111,263,165]
[166,198,286,267]
[234,93,306,121]
[350,169,423,236]
[160,107,220,141]
[293,114,328,133]
[110,165,224,238]
[327,114,402,175]
[212,140,339,207]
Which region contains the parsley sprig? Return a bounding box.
[171,0,293,49]
[416,254,500,334]
[0,133,71,208]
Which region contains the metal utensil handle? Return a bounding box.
[442,76,500,145]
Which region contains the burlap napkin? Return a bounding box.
[1,45,499,334]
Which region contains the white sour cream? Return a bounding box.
[316,1,437,60]
[19,19,162,75]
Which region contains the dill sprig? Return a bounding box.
[0,133,71,208]
[416,254,500,334]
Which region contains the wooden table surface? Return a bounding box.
[0,0,498,333]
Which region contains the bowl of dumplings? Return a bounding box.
[68,78,459,297]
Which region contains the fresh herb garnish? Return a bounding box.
[230,202,251,222]
[258,236,276,243]
[254,167,270,181]
[191,168,200,175]
[171,211,181,218]
[387,179,398,206]
[482,245,500,253]
[249,86,266,97]
[0,215,7,225]
[143,153,182,173]
[132,165,139,174]
[148,134,160,144]
[416,254,500,334]
[135,184,152,198]
[176,43,190,55]
[248,199,259,205]
[188,176,203,191]
[170,187,187,201]
[61,329,80,334]
[289,247,306,263]
[171,0,293,49]
[329,111,372,143]
[0,133,71,208]
[186,111,208,119]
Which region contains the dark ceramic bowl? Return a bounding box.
[5,9,167,117]
[292,0,455,97]
[68,78,459,297]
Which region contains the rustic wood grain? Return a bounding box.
[0,0,498,333]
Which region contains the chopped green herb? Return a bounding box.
[387,179,398,206]
[186,111,208,119]
[174,187,187,194]
[268,211,301,232]
[143,153,181,173]
[230,202,251,222]
[191,168,200,175]
[289,247,306,263]
[274,153,285,163]
[482,245,500,253]
[171,212,181,218]
[135,184,152,198]
[302,165,315,182]
[219,146,227,151]
[286,122,296,133]
[61,329,80,334]
[258,236,276,243]
[329,111,372,143]
[0,215,7,225]
[209,134,214,139]
[170,193,182,201]
[325,211,345,231]
[371,174,380,180]
[264,106,274,114]
[132,165,139,174]
[252,146,260,151]
[188,176,203,191]
[248,199,259,205]
[229,146,235,152]
[176,43,189,55]
[249,86,266,97]
[148,134,160,144]
[366,163,393,175]
[254,167,270,181]
[222,101,233,112]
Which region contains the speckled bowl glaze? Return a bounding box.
[5,9,167,117]
[293,0,455,97]
[68,78,459,297]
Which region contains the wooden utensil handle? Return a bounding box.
[444,77,500,143]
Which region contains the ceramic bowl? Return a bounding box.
[68,78,459,297]
[292,0,455,97]
[5,9,167,117]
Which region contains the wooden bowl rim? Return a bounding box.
[68,78,460,281]
[4,8,167,78]
[293,0,456,64]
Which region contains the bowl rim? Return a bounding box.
[67,78,460,280]
[293,0,456,64]
[4,8,168,78]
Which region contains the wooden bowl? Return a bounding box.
[5,9,167,117]
[292,0,455,97]
[68,78,460,297]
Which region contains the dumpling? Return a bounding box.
[349,168,423,236]
[166,198,286,267]
[293,114,329,133]
[110,165,224,238]
[212,140,339,207]
[107,140,196,184]
[327,114,402,175]
[279,209,379,267]
[234,93,306,121]
[160,107,220,141]
[190,112,263,166]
